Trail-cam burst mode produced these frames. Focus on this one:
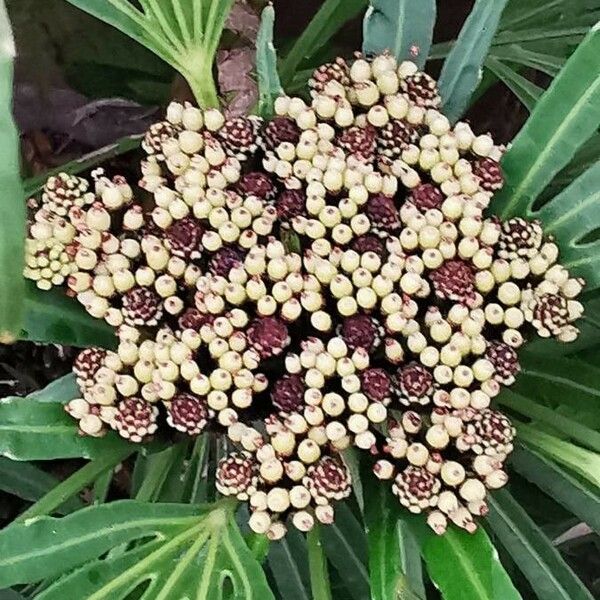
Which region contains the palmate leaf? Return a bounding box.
[0,0,25,342]
[279,0,368,87]
[0,376,133,460]
[65,0,235,107]
[490,25,600,219]
[487,489,594,600]
[405,516,522,600]
[0,500,274,599]
[256,5,283,118]
[363,473,425,600]
[20,283,117,349]
[362,0,436,69]
[437,0,509,123]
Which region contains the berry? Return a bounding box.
[338,125,377,163]
[73,348,107,389]
[143,121,179,157]
[392,466,441,512]
[458,409,515,458]
[351,235,385,258]
[209,246,245,277]
[361,368,392,402]
[309,58,350,95]
[498,218,543,260]
[340,314,382,352]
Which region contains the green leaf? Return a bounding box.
[488,44,565,76]
[23,134,143,197]
[28,374,79,404]
[268,529,311,600]
[15,446,132,523]
[364,471,424,600]
[280,0,367,86]
[517,423,600,488]
[0,392,133,461]
[0,457,84,515]
[0,0,25,342]
[485,57,543,112]
[66,0,235,108]
[495,389,600,452]
[491,25,600,218]
[20,283,117,349]
[510,444,600,533]
[0,498,274,599]
[320,503,369,600]
[531,161,600,289]
[307,525,333,600]
[405,517,521,600]
[487,489,594,600]
[438,0,509,122]
[256,5,283,118]
[362,0,436,69]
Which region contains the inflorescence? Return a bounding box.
[24,52,585,540]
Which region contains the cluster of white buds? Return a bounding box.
[26,51,585,537]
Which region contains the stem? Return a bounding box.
[16,447,133,523]
[307,524,333,600]
[184,62,220,109]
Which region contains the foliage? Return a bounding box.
[0,1,599,599]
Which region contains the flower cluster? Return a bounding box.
[24,52,585,539]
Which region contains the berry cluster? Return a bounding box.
[24,52,585,539]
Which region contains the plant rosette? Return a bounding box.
[23,52,585,541]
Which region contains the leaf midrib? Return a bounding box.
[502,72,600,216]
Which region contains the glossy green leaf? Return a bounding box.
[268,529,311,600]
[532,161,600,289]
[405,517,521,600]
[0,1,25,342]
[66,0,235,107]
[0,393,133,461]
[20,283,117,349]
[16,446,132,523]
[0,499,274,599]
[320,503,369,600]
[488,44,565,76]
[487,489,593,600]
[510,444,600,533]
[0,457,84,515]
[280,0,367,86]
[517,423,600,488]
[27,374,79,404]
[485,57,543,112]
[438,0,509,122]
[256,5,283,118]
[495,389,600,452]
[364,472,424,600]
[362,0,436,68]
[307,525,333,600]
[491,25,600,218]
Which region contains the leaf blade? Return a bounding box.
[438,0,509,122]
[256,5,283,118]
[362,0,436,68]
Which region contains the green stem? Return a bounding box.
[184,62,220,109]
[307,524,333,600]
[16,447,133,523]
